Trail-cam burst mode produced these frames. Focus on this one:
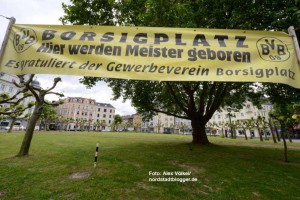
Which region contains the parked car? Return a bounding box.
[3,125,25,131]
[0,121,9,130]
[1,121,25,131]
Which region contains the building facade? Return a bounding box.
[140,113,192,134]
[137,101,272,137]
[208,101,273,137]
[95,102,115,130]
[120,114,143,131]
[55,97,115,131]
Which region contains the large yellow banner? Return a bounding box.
[1,24,300,88]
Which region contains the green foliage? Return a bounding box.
[62,0,300,143]
[263,83,300,130]
[113,114,123,126]
[27,101,35,108]
[0,92,10,99]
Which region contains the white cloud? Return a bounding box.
[0,0,136,116]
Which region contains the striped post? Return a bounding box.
[94,143,99,168]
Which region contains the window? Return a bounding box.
[0,84,5,91]
[103,114,106,118]
[98,108,100,112]
[97,114,99,117]
[78,105,80,109]
[110,109,112,113]
[9,86,13,93]
[109,115,111,118]
[241,113,244,117]
[109,120,111,123]
[104,109,107,112]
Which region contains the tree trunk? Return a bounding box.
[286,130,292,143]
[45,120,49,131]
[248,130,251,139]
[270,127,277,143]
[59,122,63,132]
[7,118,17,133]
[257,128,263,142]
[243,128,248,140]
[191,119,210,145]
[280,124,288,162]
[274,125,281,142]
[263,130,268,140]
[17,103,42,157]
[268,124,277,143]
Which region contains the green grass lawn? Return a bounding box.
[0,131,299,200]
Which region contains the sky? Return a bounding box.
[0,0,136,116]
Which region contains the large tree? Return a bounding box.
[61,0,300,145]
[16,75,64,157]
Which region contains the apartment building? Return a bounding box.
[138,101,272,136]
[141,112,192,134]
[120,114,143,131]
[55,97,115,131]
[95,103,115,130]
[209,101,273,137]
[0,73,36,128]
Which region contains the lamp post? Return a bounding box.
[227,107,237,139]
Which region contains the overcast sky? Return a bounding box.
[0,0,136,116]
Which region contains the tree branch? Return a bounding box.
[45,77,62,93]
[152,108,189,119]
[182,83,196,116]
[198,82,208,115]
[46,92,64,97]
[166,82,189,114]
[206,83,231,118]
[20,74,41,103]
[0,106,29,115]
[0,90,24,103]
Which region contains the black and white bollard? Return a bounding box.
[94,143,99,168]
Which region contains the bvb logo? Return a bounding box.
[13,28,37,53]
[256,37,290,62]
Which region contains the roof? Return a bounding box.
[96,102,115,109]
